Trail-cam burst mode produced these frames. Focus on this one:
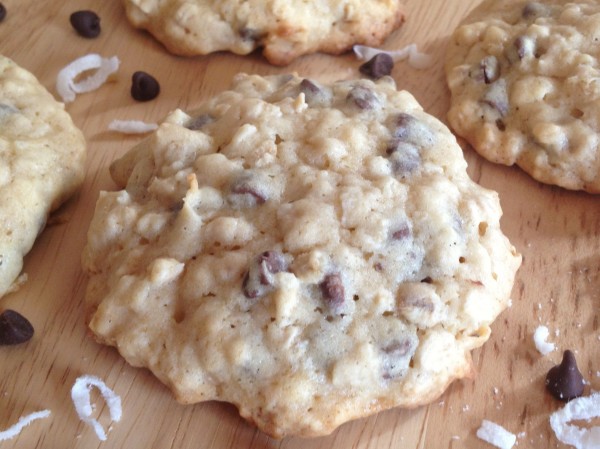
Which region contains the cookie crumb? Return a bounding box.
[533,325,555,355]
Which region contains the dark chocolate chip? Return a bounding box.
[239,27,261,42]
[545,350,585,402]
[381,338,415,379]
[131,71,160,102]
[230,178,267,205]
[359,53,394,80]
[481,56,500,84]
[391,225,411,240]
[522,2,550,19]
[347,85,378,110]
[0,3,6,23]
[186,114,214,130]
[242,251,287,298]
[482,79,509,116]
[0,310,34,345]
[320,273,345,309]
[69,10,101,38]
[300,79,320,95]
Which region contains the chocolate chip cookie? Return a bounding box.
[122,0,405,65]
[82,73,521,437]
[446,0,600,193]
[0,55,85,298]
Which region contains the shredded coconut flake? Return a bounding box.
[533,325,555,355]
[550,393,600,449]
[56,54,120,103]
[476,420,517,449]
[71,375,122,441]
[0,410,51,441]
[108,120,158,134]
[353,44,434,69]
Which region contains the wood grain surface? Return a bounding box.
[1,0,599,448]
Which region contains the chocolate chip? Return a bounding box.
[522,2,550,19]
[69,10,101,38]
[514,36,535,59]
[359,53,394,80]
[482,79,509,116]
[242,251,286,298]
[230,174,268,205]
[186,114,214,130]
[387,141,421,176]
[239,27,261,42]
[545,350,585,402]
[381,338,416,379]
[391,113,435,148]
[0,3,7,23]
[320,273,345,309]
[481,56,500,84]
[347,86,379,110]
[391,225,411,240]
[300,79,320,95]
[0,310,34,345]
[131,71,160,102]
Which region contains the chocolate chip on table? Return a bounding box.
[359,53,394,80]
[69,10,101,38]
[0,309,34,345]
[320,273,345,310]
[0,3,6,23]
[545,350,585,402]
[131,71,160,102]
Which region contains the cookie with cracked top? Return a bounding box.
[122,0,405,65]
[446,0,600,193]
[0,54,85,298]
[82,73,521,437]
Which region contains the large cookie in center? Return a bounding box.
[83,74,521,437]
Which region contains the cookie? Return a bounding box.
[446,0,600,193]
[0,55,86,298]
[122,0,405,65]
[82,73,521,437]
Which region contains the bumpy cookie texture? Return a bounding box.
[446,0,600,193]
[83,73,521,437]
[122,0,404,65]
[0,55,86,298]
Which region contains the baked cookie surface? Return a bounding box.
[0,55,86,298]
[446,0,600,193]
[123,0,404,65]
[83,73,520,437]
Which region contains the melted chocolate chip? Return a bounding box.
[347,86,378,110]
[482,79,509,116]
[70,10,101,38]
[230,177,267,205]
[186,114,214,130]
[392,225,411,240]
[481,56,500,84]
[381,338,415,379]
[131,71,160,102]
[0,310,34,345]
[522,2,550,19]
[0,3,6,23]
[300,79,320,95]
[545,350,585,402]
[359,53,394,80]
[320,273,345,309]
[242,251,286,298]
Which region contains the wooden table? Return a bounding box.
[1,0,599,448]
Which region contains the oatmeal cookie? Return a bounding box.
[446,0,600,193]
[83,73,520,437]
[122,0,405,65]
[0,55,86,298]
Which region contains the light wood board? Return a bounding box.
[0,0,599,448]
